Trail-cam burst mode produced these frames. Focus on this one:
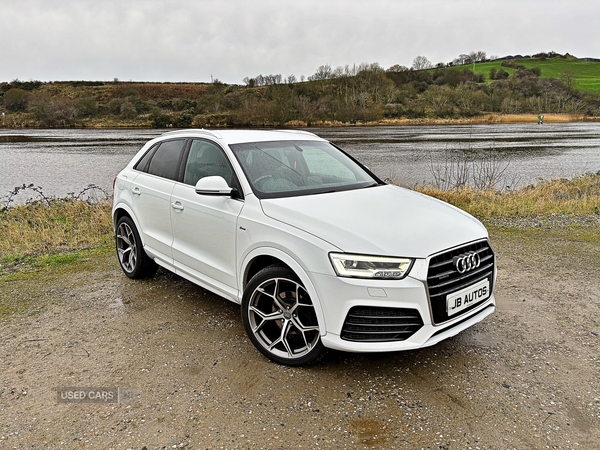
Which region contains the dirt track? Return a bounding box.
[1,228,599,449]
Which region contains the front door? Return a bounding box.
[170,139,244,298]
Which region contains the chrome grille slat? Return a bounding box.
[429,262,494,292]
[427,240,495,324]
[432,273,491,298]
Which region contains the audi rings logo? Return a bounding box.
[453,251,481,274]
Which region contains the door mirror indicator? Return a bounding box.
[195,176,233,196]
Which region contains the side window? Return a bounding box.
[146,139,186,181]
[183,140,234,186]
[134,144,158,172]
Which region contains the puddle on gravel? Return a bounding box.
[350,418,390,446]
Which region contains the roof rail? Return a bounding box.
[275,129,319,137]
[161,128,222,139]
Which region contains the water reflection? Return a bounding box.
[0,129,161,201]
[310,123,600,187]
[1,124,599,200]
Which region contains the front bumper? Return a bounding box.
[310,270,496,353]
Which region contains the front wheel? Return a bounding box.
[242,266,325,366]
[115,216,158,279]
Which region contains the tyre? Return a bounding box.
[242,265,324,366]
[115,216,158,279]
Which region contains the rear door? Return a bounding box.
[130,139,187,263]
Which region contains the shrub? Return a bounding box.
[2,88,29,112]
[496,69,509,79]
[150,111,172,127]
[29,94,79,127]
[157,99,173,109]
[172,98,197,111]
[174,110,194,127]
[107,98,122,115]
[119,100,138,119]
[74,96,98,117]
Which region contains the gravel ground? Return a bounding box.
[0,228,599,449]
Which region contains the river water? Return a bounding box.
[1,123,599,202]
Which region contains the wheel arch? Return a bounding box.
[113,204,140,233]
[113,205,154,261]
[240,248,327,336]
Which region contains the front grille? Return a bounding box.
[341,306,424,342]
[427,240,495,324]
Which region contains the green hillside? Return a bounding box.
[470,56,600,92]
[1,53,599,128]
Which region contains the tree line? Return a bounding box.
[1,52,599,128]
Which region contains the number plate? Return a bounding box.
[446,279,490,317]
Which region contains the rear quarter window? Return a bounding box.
[135,139,186,181]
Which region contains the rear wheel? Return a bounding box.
[242,265,324,366]
[115,216,158,279]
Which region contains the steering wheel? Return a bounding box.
[254,174,274,186]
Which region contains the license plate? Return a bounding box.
[446,279,490,317]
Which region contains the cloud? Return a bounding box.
[1,0,598,84]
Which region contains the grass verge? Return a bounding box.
[418,173,600,265]
[416,173,600,220]
[0,198,113,274]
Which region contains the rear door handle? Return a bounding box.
[171,201,184,211]
[132,187,141,196]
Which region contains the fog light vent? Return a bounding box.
[341,306,423,342]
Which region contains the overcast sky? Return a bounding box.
[1,0,599,85]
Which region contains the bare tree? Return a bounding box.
[308,65,333,81]
[474,50,487,62]
[412,56,433,71]
[332,66,345,78]
[468,51,487,63]
[453,54,469,66]
[453,51,486,66]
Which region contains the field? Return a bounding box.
[470,56,600,92]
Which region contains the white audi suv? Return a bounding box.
[112,129,496,365]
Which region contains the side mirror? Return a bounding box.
[195,176,234,196]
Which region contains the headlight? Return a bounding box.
[329,253,414,280]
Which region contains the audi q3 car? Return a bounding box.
[112,129,496,366]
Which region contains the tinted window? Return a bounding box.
[183,140,234,186]
[134,144,158,172]
[146,140,186,181]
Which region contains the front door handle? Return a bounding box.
[171,201,184,211]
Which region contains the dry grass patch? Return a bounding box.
[417,173,600,219]
[0,199,113,266]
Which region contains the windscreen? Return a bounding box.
[229,140,380,199]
